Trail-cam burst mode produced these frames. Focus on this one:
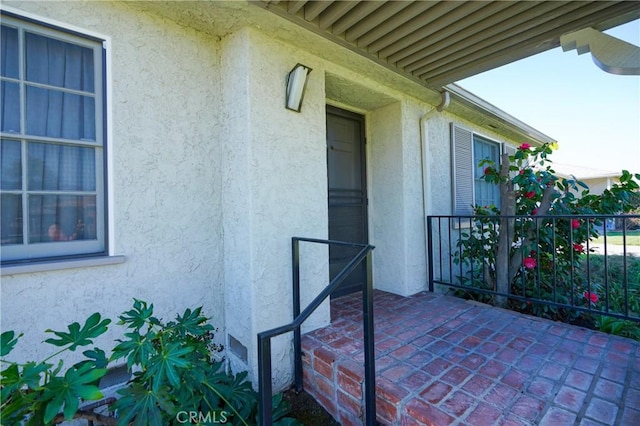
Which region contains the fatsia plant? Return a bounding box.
[1,313,111,425]
[1,300,301,425]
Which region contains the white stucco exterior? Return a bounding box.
[1,0,551,392]
[219,27,330,385]
[1,0,225,368]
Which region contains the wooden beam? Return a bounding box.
[304,0,334,21]
[287,0,308,14]
[411,1,585,78]
[377,0,489,60]
[344,1,412,42]
[319,1,361,30]
[391,1,536,66]
[561,27,640,75]
[357,1,440,49]
[426,2,640,84]
[331,1,387,36]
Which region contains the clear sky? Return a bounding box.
[458,20,640,174]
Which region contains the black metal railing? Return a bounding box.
[257,237,376,426]
[427,214,640,324]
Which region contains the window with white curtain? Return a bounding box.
[1,13,106,263]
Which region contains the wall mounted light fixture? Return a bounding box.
[285,63,312,112]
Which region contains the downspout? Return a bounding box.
[420,91,450,291]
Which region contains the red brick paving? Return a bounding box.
[301,290,640,425]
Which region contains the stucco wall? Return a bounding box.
[2,0,541,394]
[426,112,519,216]
[369,102,405,293]
[220,28,329,389]
[366,101,428,296]
[1,1,225,365]
[401,102,432,295]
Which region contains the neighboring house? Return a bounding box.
[552,163,622,195]
[554,163,626,231]
[1,1,636,392]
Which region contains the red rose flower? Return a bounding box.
[584,291,599,303]
[523,257,537,269]
[519,143,531,151]
[519,170,525,175]
[484,167,492,175]
[532,208,538,215]
[524,191,535,199]
[573,243,584,253]
[571,219,580,229]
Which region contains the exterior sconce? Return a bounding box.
[285,63,312,112]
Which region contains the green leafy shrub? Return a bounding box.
[1,300,301,425]
[576,254,640,339]
[453,142,640,338]
[595,315,640,340]
[1,313,111,425]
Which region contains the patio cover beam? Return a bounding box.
[254,0,640,89]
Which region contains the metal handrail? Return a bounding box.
[257,237,376,426]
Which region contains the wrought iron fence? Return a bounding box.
[427,214,640,325]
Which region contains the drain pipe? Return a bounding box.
[419,91,450,291]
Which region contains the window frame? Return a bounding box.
[451,123,515,217]
[1,11,109,265]
[472,134,502,209]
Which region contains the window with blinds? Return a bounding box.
[451,123,514,216]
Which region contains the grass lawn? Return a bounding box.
[580,254,640,288]
[594,230,640,246]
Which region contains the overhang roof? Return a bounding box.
[254,0,640,89]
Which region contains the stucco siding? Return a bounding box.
[1,1,225,365]
[1,0,546,393]
[582,177,614,195]
[402,102,430,295]
[220,28,329,388]
[369,102,405,294]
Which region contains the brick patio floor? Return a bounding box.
[301,290,640,425]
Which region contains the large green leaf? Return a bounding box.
[112,331,156,369]
[113,382,168,426]
[44,313,110,351]
[1,362,22,389]
[1,331,21,357]
[81,347,109,369]
[17,361,50,390]
[2,389,38,425]
[40,363,106,423]
[173,307,214,337]
[144,341,194,391]
[118,299,155,330]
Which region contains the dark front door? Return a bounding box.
[326,105,368,298]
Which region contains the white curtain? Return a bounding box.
[1,27,97,245]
